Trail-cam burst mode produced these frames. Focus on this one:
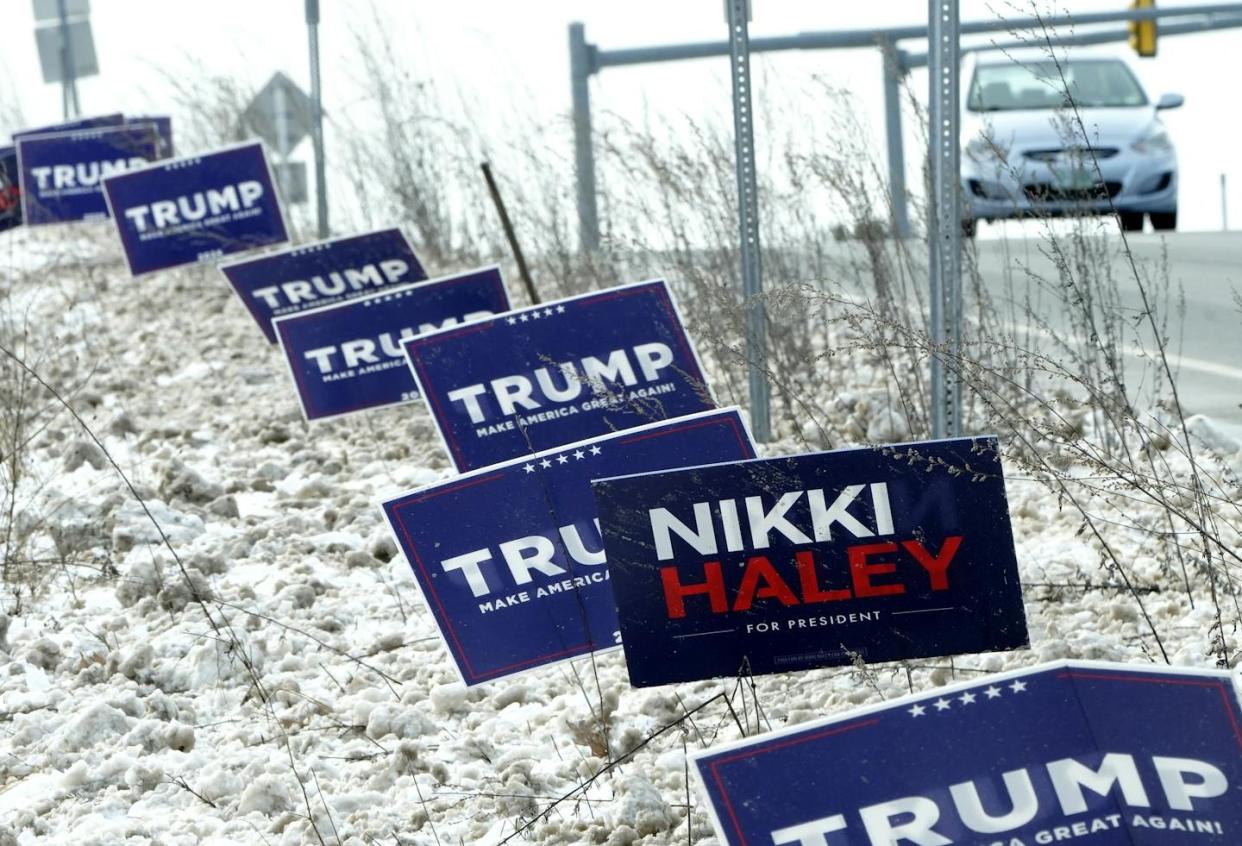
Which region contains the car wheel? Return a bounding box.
[1119,212,1144,232]
[1149,210,1177,231]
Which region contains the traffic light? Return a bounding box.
[1130,0,1158,58]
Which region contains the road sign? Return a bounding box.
[276,266,511,421]
[242,72,314,157]
[380,408,756,686]
[32,0,89,20]
[17,124,160,225]
[34,18,98,83]
[403,279,716,473]
[221,227,428,344]
[102,141,289,276]
[692,660,1242,846]
[593,436,1027,687]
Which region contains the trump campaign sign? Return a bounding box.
[17,123,162,225]
[102,141,288,276]
[692,660,1242,846]
[403,279,715,472]
[0,147,18,233]
[592,436,1027,687]
[379,408,755,686]
[222,227,429,343]
[276,266,511,421]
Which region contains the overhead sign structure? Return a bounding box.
[0,148,19,233]
[692,660,1242,846]
[403,279,716,472]
[102,141,289,276]
[17,123,161,225]
[380,408,756,686]
[592,436,1028,687]
[221,227,429,344]
[276,266,511,422]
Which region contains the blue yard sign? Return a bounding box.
[0,147,18,233]
[17,123,162,225]
[379,408,756,686]
[592,436,1028,687]
[403,279,715,472]
[692,660,1242,846]
[131,115,174,157]
[102,141,289,276]
[276,266,511,421]
[221,227,429,344]
[12,113,126,140]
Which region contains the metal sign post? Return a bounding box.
[306,0,328,238]
[56,0,78,119]
[725,0,771,443]
[928,0,963,439]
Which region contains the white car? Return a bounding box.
[961,54,1181,235]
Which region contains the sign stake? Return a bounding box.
[481,161,540,306]
[725,0,771,443]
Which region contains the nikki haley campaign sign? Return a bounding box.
[691,660,1242,846]
[102,141,288,276]
[378,408,755,686]
[275,266,511,421]
[592,436,1028,687]
[401,279,715,472]
[221,227,429,343]
[17,123,162,225]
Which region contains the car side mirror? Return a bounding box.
[1156,93,1185,110]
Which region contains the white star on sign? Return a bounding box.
[573,450,585,460]
[522,463,535,473]
[556,454,569,464]
[556,304,566,313]
[589,445,602,455]
[543,308,553,317]
[958,692,977,705]
[1009,680,1028,694]
[530,310,541,320]
[908,704,926,718]
[507,317,517,325]
[519,313,529,322]
[984,686,1002,699]
[539,458,552,469]
[933,698,951,712]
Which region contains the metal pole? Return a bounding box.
[880,39,911,238]
[56,0,78,120]
[569,23,601,252]
[1223,173,1229,231]
[307,0,328,238]
[481,162,540,306]
[928,0,962,439]
[726,0,770,443]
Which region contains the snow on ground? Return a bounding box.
[0,224,1237,845]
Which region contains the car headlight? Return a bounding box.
[965,135,1010,164]
[1132,126,1172,155]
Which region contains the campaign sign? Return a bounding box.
[379,408,756,686]
[17,124,161,225]
[222,228,429,343]
[403,279,715,472]
[132,115,174,157]
[102,141,288,276]
[11,113,126,140]
[592,436,1028,687]
[0,147,18,233]
[276,266,511,421]
[692,660,1242,846]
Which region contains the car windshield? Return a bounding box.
[967,60,1148,111]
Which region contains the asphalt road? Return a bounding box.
[967,231,1242,439]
